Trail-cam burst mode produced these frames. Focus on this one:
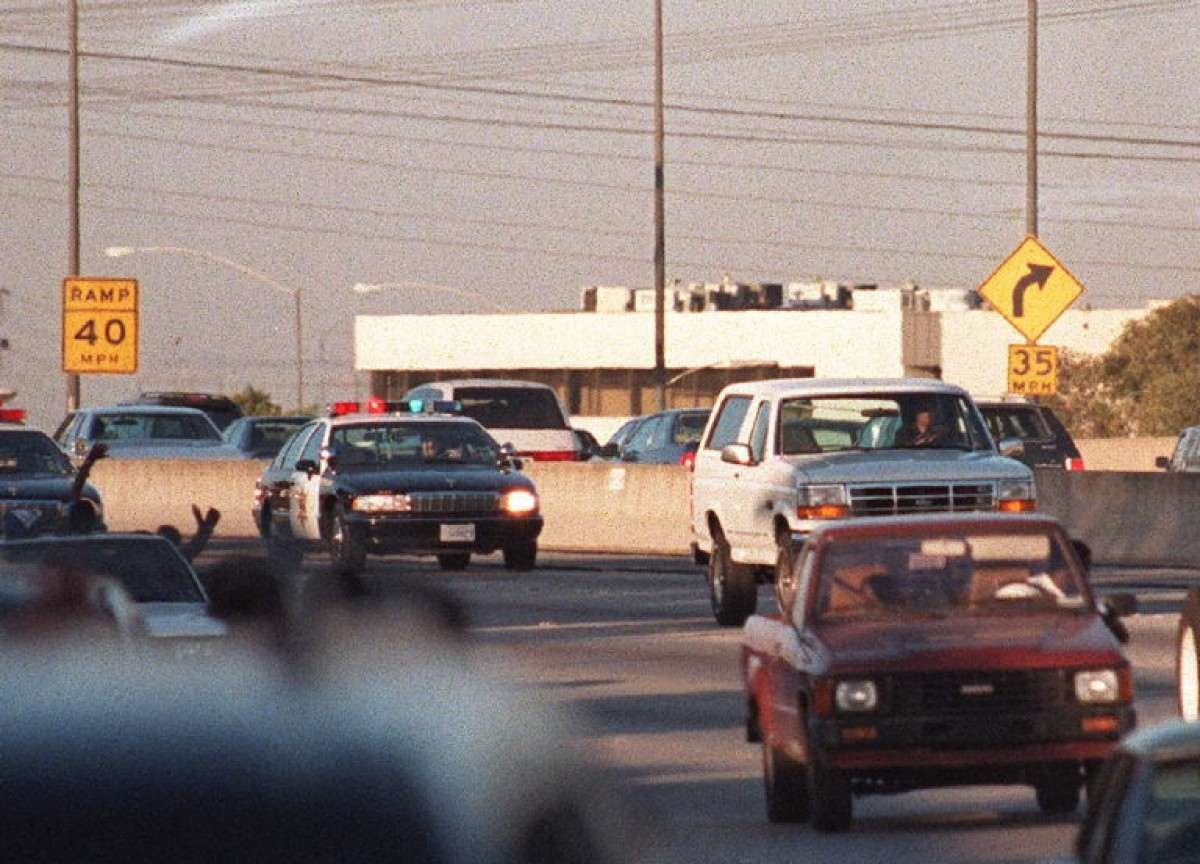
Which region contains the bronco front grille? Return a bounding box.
[407,492,498,514]
[847,482,996,516]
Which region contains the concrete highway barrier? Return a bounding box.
[89,459,1200,569]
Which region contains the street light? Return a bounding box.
[105,246,304,411]
[351,281,508,313]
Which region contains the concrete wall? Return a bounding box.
[90,459,1200,569]
[1077,437,1175,472]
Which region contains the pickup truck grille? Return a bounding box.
[407,492,498,514]
[891,669,1065,717]
[847,482,996,516]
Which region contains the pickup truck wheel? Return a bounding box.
[503,541,537,571]
[1178,589,1200,722]
[808,758,852,832]
[774,540,796,613]
[707,534,757,626]
[762,743,809,823]
[327,503,366,577]
[437,553,471,571]
[1035,777,1081,815]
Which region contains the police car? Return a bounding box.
[253,399,543,575]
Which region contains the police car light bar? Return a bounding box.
[326,399,461,417]
[0,408,27,424]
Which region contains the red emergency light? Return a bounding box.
[1065,457,1085,471]
[522,450,578,462]
[0,408,27,424]
[328,401,361,416]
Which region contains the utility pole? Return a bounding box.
[1026,0,1038,237]
[67,0,81,411]
[653,0,666,411]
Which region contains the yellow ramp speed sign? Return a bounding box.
[62,278,138,374]
[978,236,1085,343]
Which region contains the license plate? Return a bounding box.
[439,523,475,543]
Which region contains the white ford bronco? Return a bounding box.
[690,378,1036,625]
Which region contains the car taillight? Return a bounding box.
[523,450,577,462]
[1065,457,1085,471]
[679,451,696,471]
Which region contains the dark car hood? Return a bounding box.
[0,476,97,503]
[334,466,533,494]
[814,613,1122,671]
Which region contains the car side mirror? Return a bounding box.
[721,443,753,466]
[997,437,1025,458]
[73,438,89,458]
[1155,456,1171,470]
[498,443,522,471]
[1100,593,1137,644]
[295,458,318,476]
[598,443,620,460]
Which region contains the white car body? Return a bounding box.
[691,378,1035,569]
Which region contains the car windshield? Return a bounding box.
[779,393,991,454]
[330,421,500,468]
[452,387,568,430]
[981,405,1051,441]
[91,413,221,442]
[815,530,1086,622]
[242,420,308,455]
[0,538,205,603]
[0,432,72,476]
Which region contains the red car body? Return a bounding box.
[742,512,1135,831]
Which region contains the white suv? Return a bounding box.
[690,378,1035,625]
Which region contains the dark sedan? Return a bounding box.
[222,415,312,459]
[0,428,103,537]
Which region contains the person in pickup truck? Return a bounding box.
[894,402,950,448]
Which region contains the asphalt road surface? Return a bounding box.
[207,543,1189,864]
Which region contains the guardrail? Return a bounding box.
[89,460,1200,569]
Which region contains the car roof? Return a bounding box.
[82,405,214,417]
[1119,719,1200,762]
[0,531,185,551]
[325,413,483,428]
[805,512,1064,543]
[718,378,970,399]
[409,379,559,392]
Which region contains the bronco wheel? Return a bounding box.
[1177,589,1200,721]
[707,531,757,627]
[1035,775,1081,815]
[773,536,797,614]
[762,743,809,823]
[327,503,366,577]
[808,756,852,833]
[437,552,471,571]
[503,541,537,571]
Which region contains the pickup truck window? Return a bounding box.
[748,403,770,463]
[814,531,1085,621]
[779,393,990,455]
[705,395,751,450]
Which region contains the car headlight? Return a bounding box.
[500,488,538,515]
[351,493,412,513]
[835,679,878,712]
[1074,669,1119,704]
[797,484,849,520]
[996,478,1037,512]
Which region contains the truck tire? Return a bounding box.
[327,503,366,577]
[437,553,471,571]
[1178,589,1200,722]
[1035,776,1081,815]
[503,541,537,571]
[762,743,809,823]
[707,531,757,627]
[808,756,852,833]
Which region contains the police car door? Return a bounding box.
[288,421,326,540]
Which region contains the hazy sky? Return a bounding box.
[2,0,1198,429]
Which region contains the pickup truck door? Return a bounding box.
[692,395,753,544]
[733,400,778,560]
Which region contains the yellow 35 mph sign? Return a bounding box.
[62,278,138,374]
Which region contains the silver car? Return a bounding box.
[53,405,241,461]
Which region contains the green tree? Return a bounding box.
[1046,296,1200,436]
[230,385,282,417]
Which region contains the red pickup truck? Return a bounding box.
[741,513,1136,832]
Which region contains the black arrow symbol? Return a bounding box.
[1011,263,1054,317]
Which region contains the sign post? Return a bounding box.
[62,277,138,374]
[977,236,1084,397]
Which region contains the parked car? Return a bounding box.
[401,380,580,461]
[53,405,242,461]
[0,532,227,650]
[122,391,244,431]
[254,400,543,574]
[599,408,711,466]
[976,397,1084,470]
[744,512,1137,832]
[691,378,1035,625]
[1076,720,1200,863]
[1156,426,1200,473]
[222,415,312,460]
